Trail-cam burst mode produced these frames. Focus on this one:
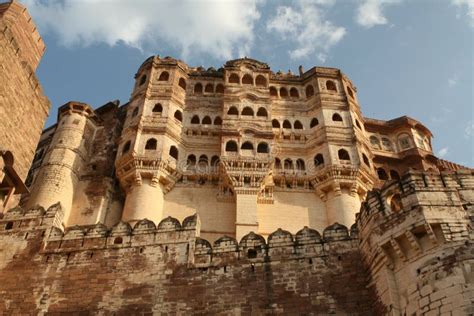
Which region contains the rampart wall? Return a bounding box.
[0,204,375,315]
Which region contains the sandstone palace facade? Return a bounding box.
[0,1,472,315]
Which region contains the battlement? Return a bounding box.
[1,203,360,266]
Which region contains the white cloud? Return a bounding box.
[465,120,474,138]
[355,0,402,28]
[266,0,345,61]
[437,147,449,158]
[452,0,474,26]
[23,0,262,60]
[448,77,458,87]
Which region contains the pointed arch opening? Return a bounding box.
[202,116,212,125]
[310,118,319,128]
[256,107,268,118]
[227,106,238,115]
[314,154,324,166]
[178,78,186,90]
[283,120,292,129]
[272,119,280,128]
[225,141,238,152]
[205,83,214,93]
[269,86,278,97]
[326,80,337,92]
[290,87,299,98]
[169,146,179,160]
[228,73,240,84]
[294,120,303,129]
[215,84,224,93]
[191,115,200,124]
[241,107,254,116]
[338,149,350,161]
[174,110,183,122]
[158,71,169,81]
[242,74,253,85]
[194,83,203,94]
[152,103,162,113]
[214,116,222,125]
[255,75,267,87]
[241,141,254,150]
[145,138,157,150]
[332,113,343,122]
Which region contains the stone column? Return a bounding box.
[122,176,165,225]
[324,183,361,227]
[235,193,259,241]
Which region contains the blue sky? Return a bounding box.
[21,0,474,166]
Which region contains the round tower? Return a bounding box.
[115,56,186,225]
[26,102,94,226]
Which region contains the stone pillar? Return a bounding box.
[325,184,360,227]
[122,177,164,225]
[27,111,87,226]
[235,193,259,241]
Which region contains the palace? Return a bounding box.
[0,1,472,314]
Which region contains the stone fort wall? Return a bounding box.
[0,170,472,314]
[0,1,50,182]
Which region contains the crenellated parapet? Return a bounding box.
[357,170,474,315]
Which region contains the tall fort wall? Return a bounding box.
[0,1,50,182]
[0,171,472,314]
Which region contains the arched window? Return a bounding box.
[256,107,268,118]
[139,74,147,86]
[390,170,400,180]
[326,80,337,92]
[227,106,238,115]
[241,141,254,150]
[398,134,412,150]
[158,72,169,81]
[194,83,203,94]
[332,113,343,122]
[269,87,278,97]
[214,116,222,125]
[152,103,162,113]
[314,154,324,166]
[283,120,291,129]
[347,86,354,98]
[228,73,240,84]
[204,83,214,93]
[355,120,362,129]
[294,120,303,129]
[145,138,157,150]
[390,194,402,213]
[290,87,299,98]
[169,146,179,160]
[306,85,315,98]
[296,159,305,171]
[215,84,224,93]
[382,138,394,151]
[310,118,319,128]
[122,141,131,154]
[225,141,238,152]
[242,74,253,85]
[257,142,269,153]
[132,107,139,117]
[178,78,186,90]
[362,154,370,167]
[338,149,350,161]
[191,115,200,124]
[211,155,220,167]
[280,87,288,98]
[187,154,196,166]
[174,110,183,122]
[198,155,209,166]
[202,116,212,125]
[275,158,281,169]
[241,107,254,116]
[255,75,266,87]
[377,168,388,180]
[284,158,293,170]
[370,136,381,149]
[272,119,280,128]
